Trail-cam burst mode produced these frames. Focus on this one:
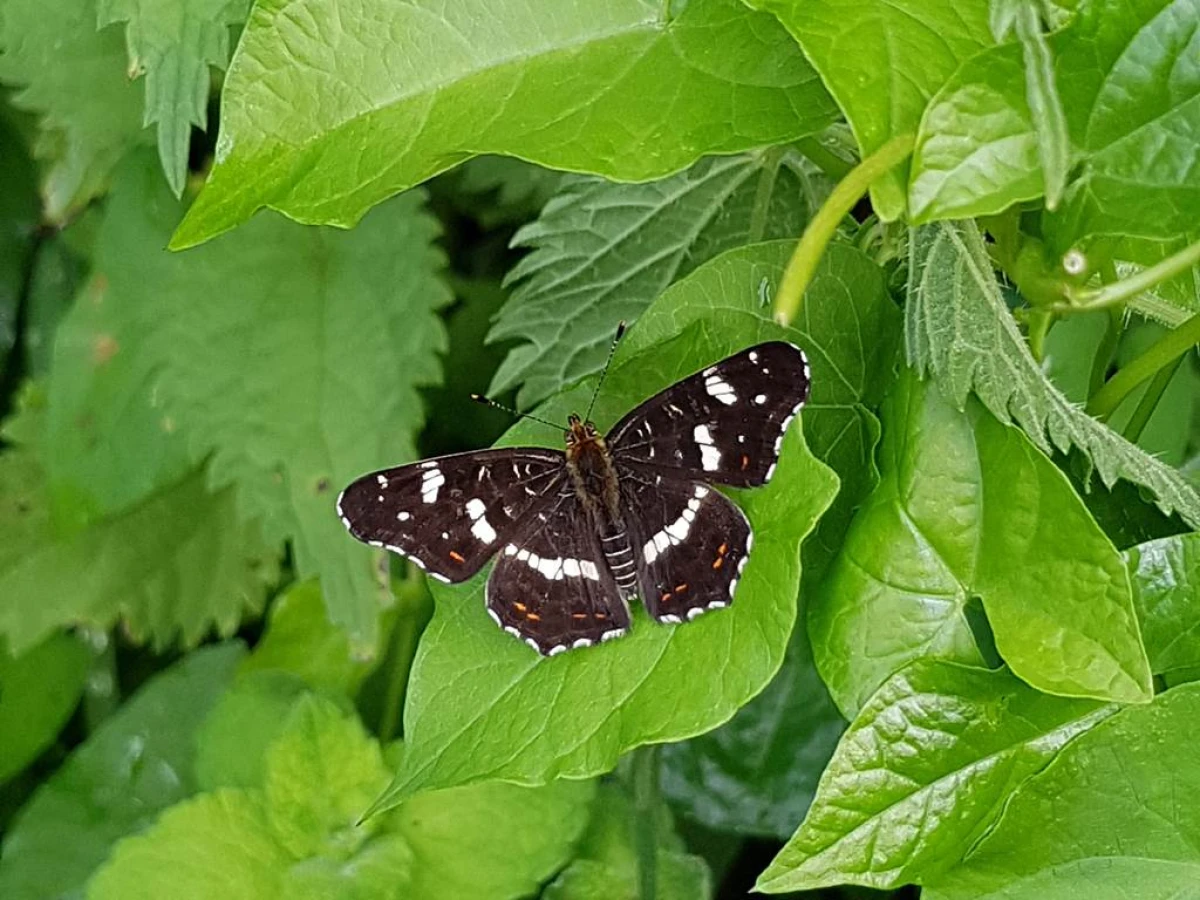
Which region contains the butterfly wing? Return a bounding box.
[486,492,632,655]
[337,448,566,583]
[607,341,809,487]
[618,465,752,624]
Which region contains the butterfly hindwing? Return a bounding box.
[336,449,566,583]
[486,493,632,655]
[617,465,753,623]
[607,341,809,487]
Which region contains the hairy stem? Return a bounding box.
[774,133,914,326]
[1088,312,1200,420]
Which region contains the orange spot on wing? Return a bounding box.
[514,602,527,613]
[660,592,672,603]
[674,583,688,593]
[527,612,541,622]
[712,557,724,569]
[718,543,728,555]
[594,612,608,620]
[572,613,588,620]
[740,454,749,471]
[448,550,465,563]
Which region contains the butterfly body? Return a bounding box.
[338,341,810,656]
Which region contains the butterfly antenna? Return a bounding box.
[584,320,626,423]
[470,393,564,431]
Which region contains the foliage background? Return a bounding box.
[1,0,1198,897]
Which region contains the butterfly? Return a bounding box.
[337,340,810,656]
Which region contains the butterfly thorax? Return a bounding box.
[564,414,621,528]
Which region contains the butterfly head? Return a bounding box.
[565,413,600,446]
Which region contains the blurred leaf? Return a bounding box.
[907,219,1200,528]
[0,643,243,900]
[489,153,813,408]
[811,369,1152,715]
[544,783,711,900]
[1126,532,1200,675]
[94,153,451,651]
[0,114,39,372]
[0,454,277,655]
[97,0,252,195]
[0,0,149,220]
[172,0,837,246]
[925,682,1200,900]
[450,156,564,228]
[756,661,1116,893]
[747,0,994,220]
[379,312,837,806]
[90,694,595,900]
[22,230,91,378]
[241,580,378,697]
[0,633,89,783]
[660,620,845,839]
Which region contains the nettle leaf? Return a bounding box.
[89,695,595,900]
[0,632,90,783]
[0,449,277,655]
[489,153,814,408]
[172,0,837,246]
[376,313,837,808]
[95,153,451,651]
[544,783,712,900]
[747,0,994,220]
[756,662,1117,894]
[925,682,1200,900]
[907,219,1200,528]
[0,644,242,900]
[0,115,39,370]
[97,0,253,196]
[810,369,1153,716]
[0,0,149,220]
[912,0,1200,247]
[1126,532,1200,675]
[660,621,846,839]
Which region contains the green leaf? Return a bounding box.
[0,0,149,220]
[0,633,90,783]
[747,0,994,220]
[489,152,814,408]
[756,662,1117,893]
[94,153,452,651]
[0,643,243,900]
[1126,532,1200,675]
[97,0,253,196]
[449,156,565,228]
[171,0,837,246]
[90,695,595,900]
[0,114,39,370]
[0,452,277,654]
[240,580,378,696]
[660,619,846,839]
[377,315,838,808]
[543,783,711,900]
[906,219,1200,528]
[925,682,1200,900]
[810,369,1153,715]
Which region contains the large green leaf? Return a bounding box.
[489,153,814,408]
[172,0,837,246]
[925,682,1200,900]
[88,695,595,900]
[376,316,837,809]
[0,643,243,900]
[94,154,451,651]
[97,0,253,195]
[746,0,994,220]
[907,219,1200,528]
[911,0,1200,248]
[1126,532,1200,675]
[0,633,90,783]
[756,662,1116,893]
[0,451,276,655]
[810,369,1152,715]
[0,0,149,220]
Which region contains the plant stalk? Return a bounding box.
[1088,312,1200,420]
[774,133,914,326]
[1123,354,1184,444]
[631,745,660,900]
[1067,238,1200,312]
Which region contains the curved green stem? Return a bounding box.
[774,133,914,326]
[1087,312,1200,420]
[1066,238,1200,312]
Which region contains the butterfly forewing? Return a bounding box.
[607,341,809,487]
[486,493,632,655]
[617,466,752,623]
[336,448,566,583]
